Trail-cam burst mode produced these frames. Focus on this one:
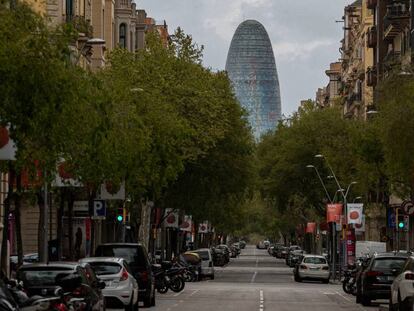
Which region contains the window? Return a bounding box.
[66,0,73,20]
[119,23,127,48]
[303,257,327,264]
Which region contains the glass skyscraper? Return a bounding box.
[225,20,282,140]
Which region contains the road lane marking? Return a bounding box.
[189,289,200,296]
[173,291,183,297]
[259,289,264,311]
[251,271,257,283]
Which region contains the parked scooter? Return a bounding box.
[0,278,64,311]
[152,262,186,294]
[341,265,357,296]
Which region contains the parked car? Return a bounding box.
[17,262,106,311]
[263,240,270,248]
[239,241,246,249]
[210,248,226,267]
[293,255,330,283]
[216,245,231,263]
[286,246,302,265]
[276,246,288,259]
[390,254,414,310]
[95,243,155,307]
[356,252,408,306]
[80,257,139,310]
[192,248,214,280]
[288,250,307,267]
[256,241,267,249]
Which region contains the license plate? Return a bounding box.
[310,267,319,270]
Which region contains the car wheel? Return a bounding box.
[143,294,152,308]
[294,274,302,282]
[125,296,134,311]
[389,299,396,311]
[361,295,371,306]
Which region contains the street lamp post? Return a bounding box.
[306,165,333,203]
[314,154,358,276]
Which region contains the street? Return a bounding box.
[150,246,379,311]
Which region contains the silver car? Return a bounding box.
[80,257,139,310]
[192,249,214,279]
[294,255,330,283]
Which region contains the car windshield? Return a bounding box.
[372,258,406,271]
[195,251,210,260]
[95,246,148,268]
[18,267,73,286]
[88,262,122,275]
[303,257,327,264]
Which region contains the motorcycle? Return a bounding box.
[0,278,64,311]
[341,266,357,296]
[152,262,186,294]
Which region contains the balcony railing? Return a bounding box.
[367,0,377,10]
[383,2,410,40]
[366,66,377,87]
[367,26,377,48]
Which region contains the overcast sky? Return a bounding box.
[139,0,352,116]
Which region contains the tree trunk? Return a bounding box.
[57,188,65,261]
[14,173,23,267]
[1,168,14,276]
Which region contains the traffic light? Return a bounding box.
[116,207,124,223]
[397,214,409,231]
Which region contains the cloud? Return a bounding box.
[202,0,274,41]
[273,39,336,62]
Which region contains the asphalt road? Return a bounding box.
[120,245,386,310]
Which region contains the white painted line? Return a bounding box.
[251,271,257,283]
[259,289,264,311]
[189,289,200,297]
[334,291,353,303]
[173,291,183,297]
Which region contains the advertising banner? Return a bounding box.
[326,204,343,223]
[0,126,16,160]
[198,221,209,234]
[355,215,366,234]
[62,217,91,259]
[347,203,364,225]
[306,222,316,234]
[346,229,356,265]
[180,215,192,232]
[164,208,179,228]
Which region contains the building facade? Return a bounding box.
[225,20,282,140]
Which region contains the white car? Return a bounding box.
[80,257,139,310]
[193,248,215,279]
[294,255,330,283]
[390,256,414,311]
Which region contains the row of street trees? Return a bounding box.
[256,73,414,241]
[0,3,255,270]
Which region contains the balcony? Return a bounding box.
[367,26,377,48]
[383,1,410,40]
[366,66,377,87]
[367,0,377,10]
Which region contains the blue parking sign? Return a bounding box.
[93,200,106,218]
